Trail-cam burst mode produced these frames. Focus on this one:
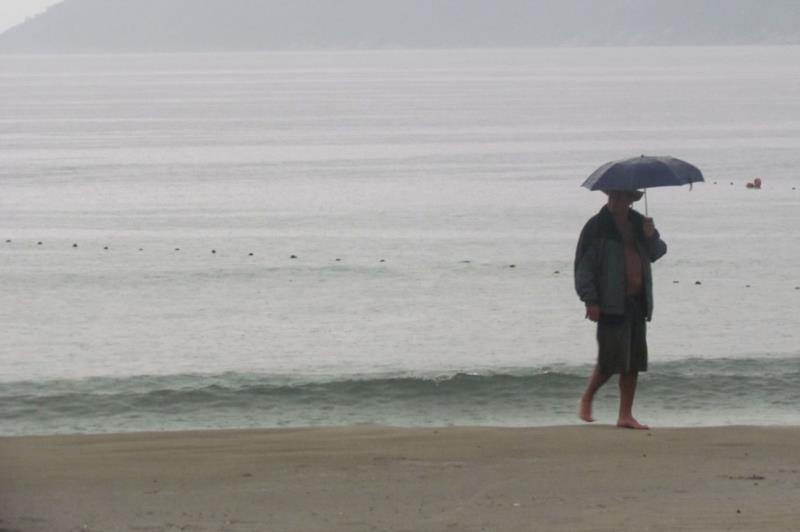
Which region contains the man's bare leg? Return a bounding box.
[579,365,612,422]
[617,372,649,429]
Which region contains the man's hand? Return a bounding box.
[585,304,601,322]
[642,217,656,239]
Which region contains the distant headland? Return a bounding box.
[1,0,799,53]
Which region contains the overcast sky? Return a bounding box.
[0,0,62,34]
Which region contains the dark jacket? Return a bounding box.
[574,206,667,321]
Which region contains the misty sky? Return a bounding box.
[0,0,61,33]
[1,0,798,51]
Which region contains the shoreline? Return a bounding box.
[2,425,799,531]
[2,421,799,439]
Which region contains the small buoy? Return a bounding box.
[554,270,560,274]
[461,260,471,264]
[4,239,10,243]
[695,281,702,285]
[509,264,516,268]
[335,258,341,262]
[730,182,734,185]
[290,254,297,259]
[175,248,180,251]
[248,253,254,256]
[72,243,78,248]
[673,280,679,284]
[211,250,216,254]
[139,248,143,251]
[745,285,751,288]
[37,241,43,245]
[379,259,385,263]
[104,246,109,250]
[713,181,717,185]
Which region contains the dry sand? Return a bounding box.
[1,425,799,532]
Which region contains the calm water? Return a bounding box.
[1,47,799,434]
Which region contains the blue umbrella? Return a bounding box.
[582,155,704,214]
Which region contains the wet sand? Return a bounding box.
[1,425,799,531]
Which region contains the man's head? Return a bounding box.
[605,190,643,214]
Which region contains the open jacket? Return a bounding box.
[574,206,667,321]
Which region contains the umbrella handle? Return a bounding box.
[644,189,648,216]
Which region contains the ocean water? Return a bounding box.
[1,47,799,435]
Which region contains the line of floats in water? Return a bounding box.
[711,177,797,190]
[2,178,797,288]
[4,238,799,291]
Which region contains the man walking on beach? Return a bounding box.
[574,190,667,429]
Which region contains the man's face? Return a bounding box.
[606,191,635,214]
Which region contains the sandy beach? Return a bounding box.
[1,425,798,532]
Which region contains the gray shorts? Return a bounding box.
[596,296,648,374]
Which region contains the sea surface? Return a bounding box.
[1,47,799,435]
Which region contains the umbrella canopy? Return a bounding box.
[582,155,704,192]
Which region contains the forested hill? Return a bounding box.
[2,0,799,52]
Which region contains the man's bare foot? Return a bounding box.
[579,398,595,422]
[616,416,650,430]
